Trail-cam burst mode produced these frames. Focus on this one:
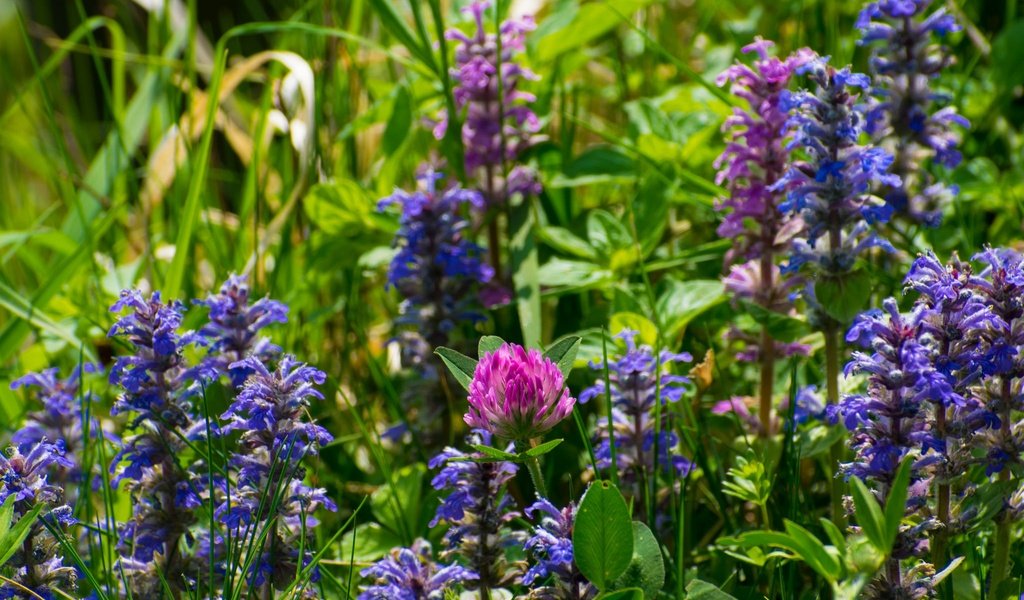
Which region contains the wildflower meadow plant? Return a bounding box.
[858,0,969,225]
[716,37,813,435]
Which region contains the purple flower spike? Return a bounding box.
[858,0,968,225]
[523,498,595,598]
[195,274,288,386]
[429,430,524,591]
[776,55,899,279]
[358,539,477,600]
[580,330,694,509]
[465,343,575,440]
[381,171,492,355]
[438,0,543,204]
[0,441,78,600]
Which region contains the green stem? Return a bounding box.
[824,323,846,528]
[524,453,548,499]
[990,377,1013,593]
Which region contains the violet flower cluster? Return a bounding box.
[522,499,594,600]
[358,539,476,600]
[858,0,969,226]
[776,55,899,280]
[216,355,336,594]
[579,331,694,502]
[836,299,944,598]
[465,342,575,441]
[716,37,809,308]
[195,273,288,386]
[438,0,542,203]
[10,364,103,492]
[0,441,77,600]
[107,290,209,594]
[429,430,525,593]
[380,172,493,355]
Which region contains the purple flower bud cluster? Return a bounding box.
[106,290,209,591]
[716,38,811,294]
[358,539,476,600]
[0,440,77,600]
[216,355,336,593]
[579,331,694,501]
[429,430,525,591]
[10,364,103,492]
[858,0,969,225]
[380,172,493,354]
[195,273,288,386]
[775,55,900,277]
[438,1,542,203]
[836,299,942,596]
[522,499,594,600]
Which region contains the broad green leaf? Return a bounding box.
[574,481,635,590]
[884,457,914,550]
[434,347,477,390]
[523,439,564,458]
[370,464,425,541]
[538,226,598,260]
[742,301,811,343]
[656,278,726,338]
[479,335,506,357]
[536,0,661,62]
[992,20,1024,90]
[383,85,412,155]
[304,180,389,237]
[684,579,738,599]
[819,518,847,557]
[538,258,614,289]
[0,504,43,567]
[337,522,404,562]
[587,210,634,263]
[782,520,842,583]
[609,312,659,348]
[551,146,636,188]
[609,521,665,599]
[815,270,873,324]
[850,476,887,553]
[796,425,847,459]
[544,335,582,378]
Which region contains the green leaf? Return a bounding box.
[884,457,914,549]
[992,20,1024,90]
[742,301,811,343]
[815,270,873,324]
[551,146,636,187]
[597,589,644,600]
[511,198,542,348]
[850,476,887,553]
[0,504,43,567]
[609,312,659,348]
[337,522,404,562]
[684,579,738,599]
[523,438,564,458]
[544,335,582,378]
[796,425,847,459]
[434,347,477,390]
[538,258,614,289]
[587,209,634,264]
[370,464,425,542]
[819,517,847,557]
[470,444,519,462]
[304,180,389,237]
[609,521,665,599]
[383,86,413,155]
[574,481,635,590]
[537,225,598,260]
[656,278,726,338]
[365,0,436,70]
[782,520,842,583]
[478,335,506,357]
[0,495,15,544]
[535,0,660,62]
